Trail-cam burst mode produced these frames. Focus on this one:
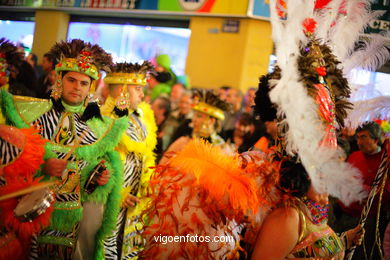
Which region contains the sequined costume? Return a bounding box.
[288,198,345,259]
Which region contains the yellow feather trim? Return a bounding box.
[118,102,157,197]
[120,186,132,206]
[169,138,259,215]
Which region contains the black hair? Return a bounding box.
[155,71,171,83]
[279,160,311,198]
[43,52,57,69]
[253,73,278,122]
[28,53,38,65]
[356,121,383,146]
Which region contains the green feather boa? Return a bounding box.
[93,150,123,260]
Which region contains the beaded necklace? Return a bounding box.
[302,197,329,224]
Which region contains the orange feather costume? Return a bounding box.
[141,139,281,259]
[0,126,51,260]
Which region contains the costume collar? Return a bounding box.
[61,100,84,113]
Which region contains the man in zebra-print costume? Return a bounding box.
[0,39,128,260]
[101,61,157,260]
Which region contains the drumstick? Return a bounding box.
[0,181,57,201]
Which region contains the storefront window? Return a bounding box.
[68,22,191,75]
[0,20,35,51]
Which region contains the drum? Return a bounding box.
[84,162,106,194]
[14,188,54,222]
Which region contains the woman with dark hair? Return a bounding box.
[251,159,364,259]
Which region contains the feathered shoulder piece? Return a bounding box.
[192,89,231,120]
[49,39,113,79]
[104,61,155,86]
[0,38,24,69]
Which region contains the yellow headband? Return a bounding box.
[104,72,147,86]
[193,102,225,121]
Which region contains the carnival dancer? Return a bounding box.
[0,39,53,259]
[140,90,259,259]
[0,125,50,260]
[0,39,128,259]
[249,0,390,258]
[101,62,157,259]
[160,89,230,164]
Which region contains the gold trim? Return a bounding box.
[104,72,147,86]
[193,102,225,120]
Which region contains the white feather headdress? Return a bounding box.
[266,0,390,205]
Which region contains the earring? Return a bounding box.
[51,71,62,100]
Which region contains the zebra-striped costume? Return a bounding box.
[0,137,20,167]
[104,113,146,260]
[29,105,100,260]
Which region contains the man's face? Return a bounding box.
[226,89,242,111]
[356,130,379,155]
[127,84,144,111]
[42,56,53,72]
[170,84,184,103]
[246,89,256,107]
[61,71,91,106]
[178,95,192,115]
[192,111,210,134]
[218,88,228,101]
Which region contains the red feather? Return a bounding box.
[314,0,332,9]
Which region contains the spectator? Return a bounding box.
[8,60,37,97]
[243,87,256,114]
[151,96,171,161]
[26,52,43,79]
[217,85,230,101]
[36,52,57,99]
[220,88,243,141]
[335,122,389,260]
[170,82,185,111]
[166,90,194,148]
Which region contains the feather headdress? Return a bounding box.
[262,0,390,204]
[0,38,24,69]
[104,61,154,87]
[308,0,390,126]
[192,89,231,120]
[103,61,154,115]
[49,39,112,79]
[0,38,24,88]
[48,39,113,121]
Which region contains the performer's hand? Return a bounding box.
[122,194,140,208]
[43,158,67,177]
[346,225,365,248]
[96,170,110,186]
